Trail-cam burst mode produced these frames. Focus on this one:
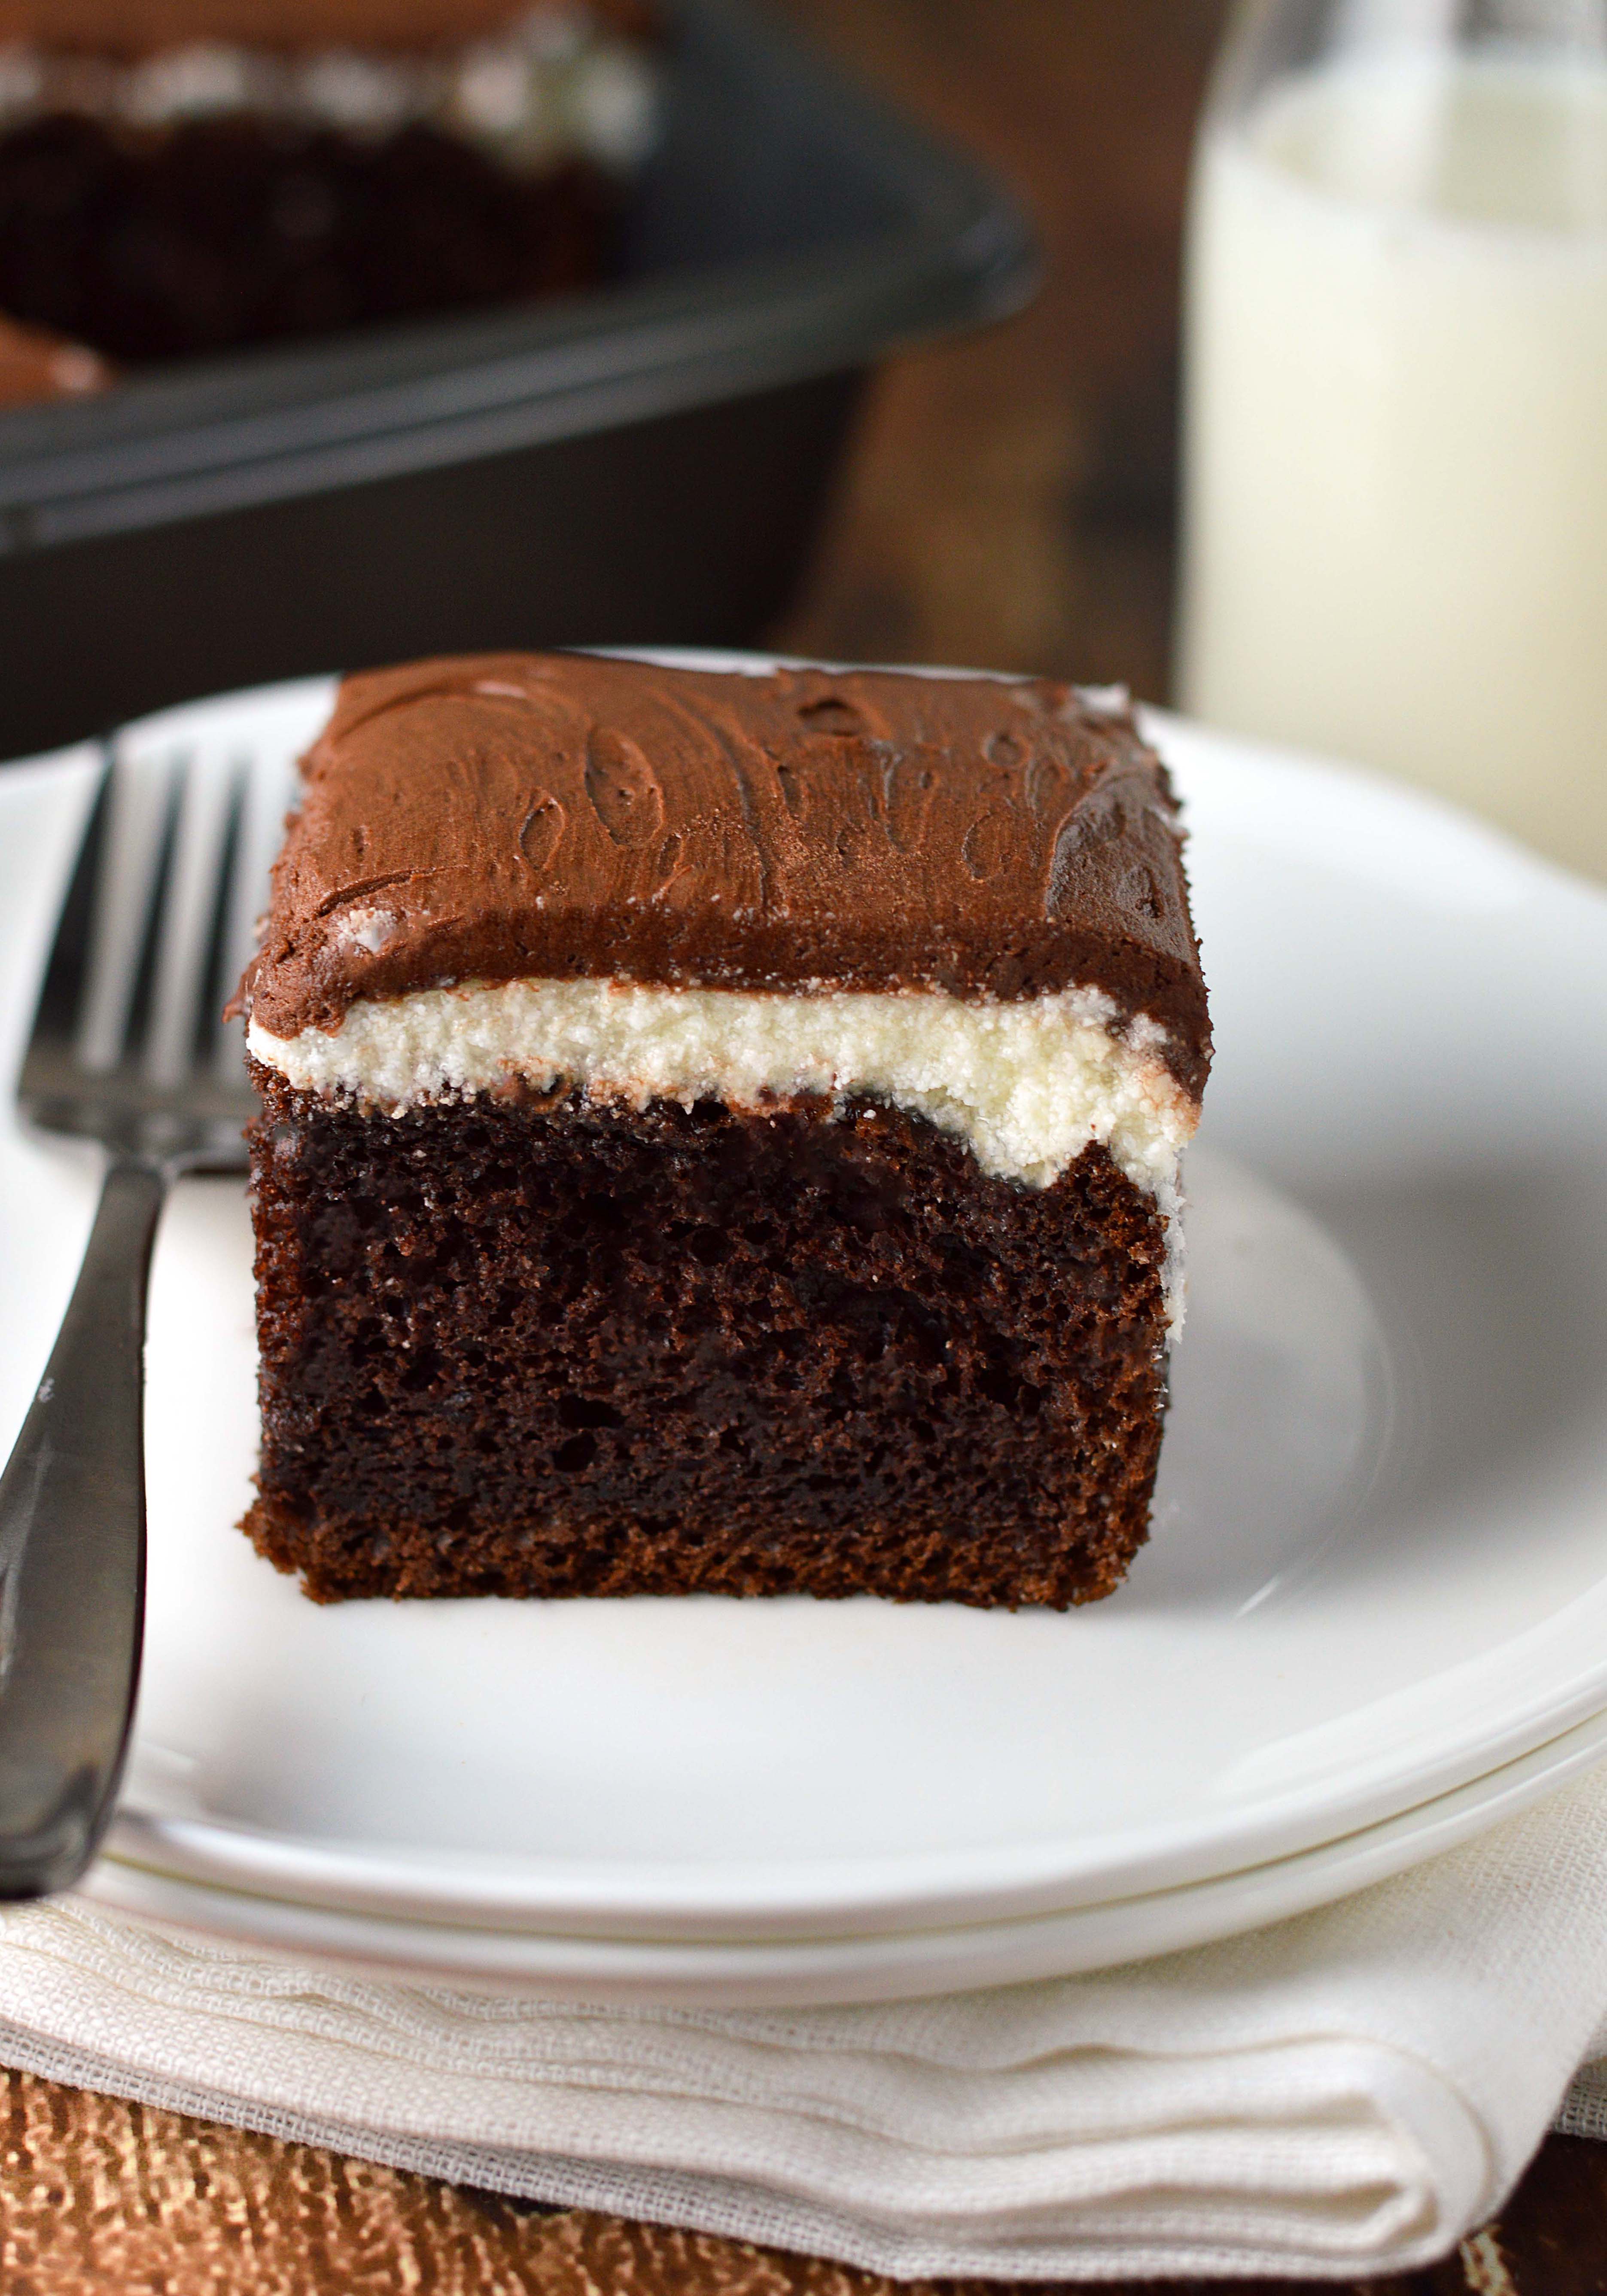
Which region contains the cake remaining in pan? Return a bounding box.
[234,651,1211,1605]
[0,4,659,366]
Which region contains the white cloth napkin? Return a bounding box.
[0,1774,1605,2282]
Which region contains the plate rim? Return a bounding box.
[80,1703,1607,2003]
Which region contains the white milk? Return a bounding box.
[1177,50,1607,876]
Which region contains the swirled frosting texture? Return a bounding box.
[238,653,1211,1093]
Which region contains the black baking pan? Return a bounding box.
[0,0,1037,759]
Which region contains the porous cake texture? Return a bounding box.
[235,652,1212,1607]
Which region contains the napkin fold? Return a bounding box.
[1,1769,1605,2285]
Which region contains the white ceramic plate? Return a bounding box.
[2,671,1605,1965]
[77,1701,1607,2004]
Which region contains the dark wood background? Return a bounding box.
[774,0,1225,701]
[5,3,1605,2287]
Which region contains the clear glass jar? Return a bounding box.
[1175,0,1607,876]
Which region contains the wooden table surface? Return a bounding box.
[7,4,1607,2288]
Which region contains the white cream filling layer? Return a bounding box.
[249,979,1199,1321]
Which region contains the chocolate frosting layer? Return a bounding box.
[0,312,111,407]
[240,653,1211,1094]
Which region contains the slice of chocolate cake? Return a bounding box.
[235,652,1211,1606]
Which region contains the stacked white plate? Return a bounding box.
[3,665,1606,2008]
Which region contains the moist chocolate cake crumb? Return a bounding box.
[243,1060,1171,1608]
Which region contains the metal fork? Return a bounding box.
[0,710,297,1897]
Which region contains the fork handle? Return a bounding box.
[0,1158,166,1897]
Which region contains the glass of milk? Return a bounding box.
[1175,0,1607,876]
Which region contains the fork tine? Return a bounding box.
[213,744,296,1081]
[75,741,179,1076]
[144,744,238,1091]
